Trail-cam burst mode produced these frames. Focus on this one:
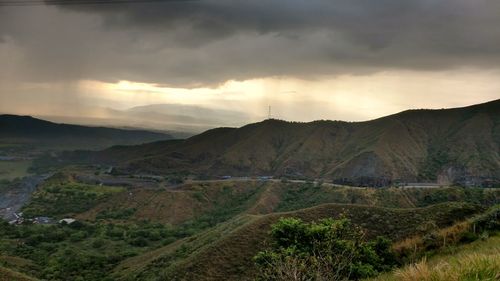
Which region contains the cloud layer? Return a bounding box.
[2,0,500,86]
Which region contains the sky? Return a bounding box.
[1,0,499,132]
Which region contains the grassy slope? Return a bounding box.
[368,236,500,281]
[12,174,498,280]
[0,255,39,281]
[273,184,500,211]
[0,266,38,281]
[113,202,482,281]
[77,181,268,225]
[114,215,256,281]
[74,181,499,226]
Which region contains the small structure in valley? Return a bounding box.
[59,218,76,225]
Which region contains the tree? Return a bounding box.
[254,217,396,281]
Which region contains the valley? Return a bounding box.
[0,167,498,280]
[0,101,499,281]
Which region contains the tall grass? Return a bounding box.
[393,205,499,263]
[394,252,499,281]
[368,236,500,281]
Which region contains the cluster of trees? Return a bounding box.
[22,182,124,218]
[0,220,182,281]
[254,217,397,281]
[96,208,137,220]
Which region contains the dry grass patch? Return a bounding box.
[369,236,500,281]
[0,266,38,281]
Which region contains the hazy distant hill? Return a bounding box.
[62,100,500,186]
[127,104,252,127]
[0,115,172,151]
[36,103,254,134]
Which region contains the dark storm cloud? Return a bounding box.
[65,0,500,52]
[1,0,500,86]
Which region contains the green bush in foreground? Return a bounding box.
[254,217,397,281]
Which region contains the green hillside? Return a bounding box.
[22,173,498,226]
[57,99,500,187]
[112,202,482,281]
[1,171,498,281]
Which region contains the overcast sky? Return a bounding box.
[1,0,499,131]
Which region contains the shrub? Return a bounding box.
[254,217,397,281]
[91,238,105,249]
[129,237,148,247]
[69,231,87,242]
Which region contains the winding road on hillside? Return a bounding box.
[181,177,360,189]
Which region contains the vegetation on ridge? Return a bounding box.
[46,99,500,187]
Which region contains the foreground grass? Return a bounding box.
[369,236,500,281]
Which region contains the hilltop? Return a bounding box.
[65,99,500,186]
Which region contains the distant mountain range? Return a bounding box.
[52,99,500,186]
[37,103,255,134]
[0,115,172,151]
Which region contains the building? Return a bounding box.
[59,218,76,224]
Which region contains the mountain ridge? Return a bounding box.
[0,114,173,150]
[55,99,500,186]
